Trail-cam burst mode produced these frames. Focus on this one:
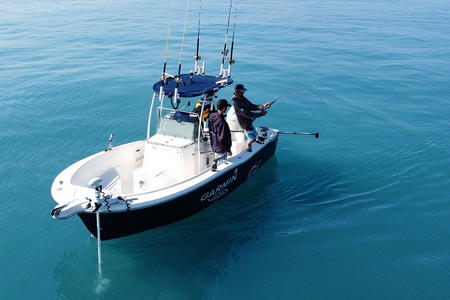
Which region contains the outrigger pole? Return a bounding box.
[173,0,191,109]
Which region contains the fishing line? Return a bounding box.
[270,87,325,105]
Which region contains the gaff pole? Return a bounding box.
[278,131,320,138]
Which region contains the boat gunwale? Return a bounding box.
[51,129,279,213]
[93,128,278,212]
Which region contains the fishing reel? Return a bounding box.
[256,127,269,143]
[256,134,265,144]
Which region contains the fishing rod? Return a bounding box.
[195,1,201,61]
[220,0,233,78]
[194,0,202,74]
[227,4,237,78]
[161,0,175,80]
[179,101,191,112]
[278,131,320,138]
[173,0,190,109]
[268,87,325,106]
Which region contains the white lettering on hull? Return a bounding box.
[200,168,238,202]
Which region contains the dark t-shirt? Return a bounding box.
[231,94,264,130]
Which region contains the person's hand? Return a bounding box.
[263,102,272,109]
[261,109,267,116]
[227,151,232,156]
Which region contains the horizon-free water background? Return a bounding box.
[1,0,449,299]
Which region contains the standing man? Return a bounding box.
[208,99,233,169]
[232,83,271,152]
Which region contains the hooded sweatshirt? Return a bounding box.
[208,111,232,154]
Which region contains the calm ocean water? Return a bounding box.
[1,0,449,299]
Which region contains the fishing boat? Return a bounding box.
[50,1,321,245]
[50,85,280,241]
[50,2,285,241]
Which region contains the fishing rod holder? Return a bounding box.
[89,178,104,199]
[105,133,114,151]
[194,60,205,75]
[160,73,175,82]
[211,154,227,172]
[220,66,232,78]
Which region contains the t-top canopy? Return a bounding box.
[153,74,233,98]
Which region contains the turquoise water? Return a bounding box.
[1,0,449,298]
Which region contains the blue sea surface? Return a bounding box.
[1,0,449,299]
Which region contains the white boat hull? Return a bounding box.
[51,128,279,240]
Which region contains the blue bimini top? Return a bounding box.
[153,74,233,98]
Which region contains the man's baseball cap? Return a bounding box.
[235,83,247,92]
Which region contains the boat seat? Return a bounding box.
[230,131,246,155]
[226,106,246,155]
[104,175,121,194]
[133,167,177,193]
